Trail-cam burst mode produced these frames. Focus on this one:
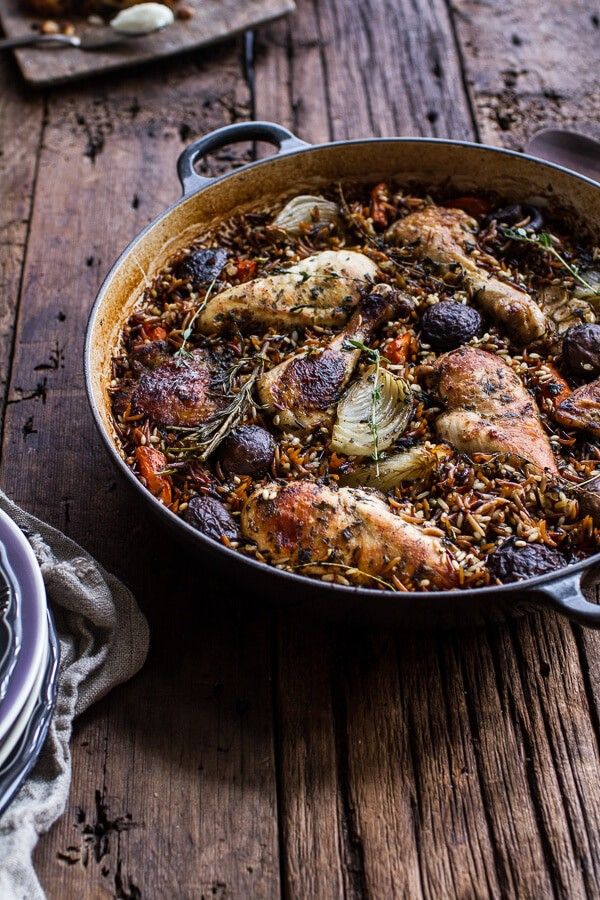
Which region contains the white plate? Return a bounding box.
[0,638,48,767]
[0,508,48,742]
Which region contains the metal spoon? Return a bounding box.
[0,23,167,51]
[527,129,600,183]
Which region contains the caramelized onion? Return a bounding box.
[273,195,339,235]
[331,365,412,458]
[341,445,448,490]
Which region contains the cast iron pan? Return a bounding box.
[85,122,600,628]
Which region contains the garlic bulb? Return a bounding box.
[111,3,174,35]
[272,195,339,236]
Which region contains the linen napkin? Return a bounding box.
[0,491,149,900]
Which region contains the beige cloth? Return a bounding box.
[0,492,149,900]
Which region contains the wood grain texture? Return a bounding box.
[0,45,280,899]
[1,0,294,86]
[451,0,600,150]
[0,55,44,432]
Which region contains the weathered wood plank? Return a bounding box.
[451,0,600,150]
[1,0,294,87]
[1,45,280,899]
[0,56,44,432]
[274,616,345,898]
[255,0,474,143]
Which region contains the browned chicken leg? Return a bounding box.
[241,480,460,589]
[198,250,378,333]
[430,347,558,473]
[257,284,401,433]
[115,348,227,428]
[386,205,547,343]
[555,377,600,436]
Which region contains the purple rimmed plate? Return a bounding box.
[0,508,47,742]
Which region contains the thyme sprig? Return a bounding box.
[503,227,600,297]
[175,275,218,362]
[343,338,382,474]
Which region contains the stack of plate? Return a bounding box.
[0,509,59,818]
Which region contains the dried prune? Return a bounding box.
[184,495,238,541]
[420,301,483,350]
[487,537,567,583]
[563,324,600,378]
[174,247,227,286]
[218,425,276,477]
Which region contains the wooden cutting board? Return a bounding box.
[0,0,295,86]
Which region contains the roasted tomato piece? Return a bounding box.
[384,333,414,365]
[370,182,391,229]
[235,259,258,282]
[135,446,172,505]
[141,324,168,342]
[441,196,492,218]
[529,363,571,412]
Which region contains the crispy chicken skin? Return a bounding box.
[198,250,378,333]
[241,481,460,589]
[555,377,600,436]
[386,206,547,343]
[131,349,226,427]
[258,284,402,432]
[431,347,558,473]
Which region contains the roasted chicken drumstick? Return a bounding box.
[113,346,227,428]
[386,206,547,343]
[555,376,600,436]
[257,284,402,433]
[198,250,378,333]
[431,347,558,473]
[241,481,460,589]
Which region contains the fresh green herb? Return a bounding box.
[503,227,600,297]
[175,275,218,362]
[343,338,382,473]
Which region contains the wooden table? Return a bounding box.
[1,1,599,896]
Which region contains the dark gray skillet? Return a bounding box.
[84,121,600,629]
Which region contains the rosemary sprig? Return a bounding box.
[165,364,262,462]
[503,227,600,297]
[343,338,382,474]
[174,275,218,362]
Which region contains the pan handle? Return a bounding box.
[533,568,600,628]
[177,121,311,196]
